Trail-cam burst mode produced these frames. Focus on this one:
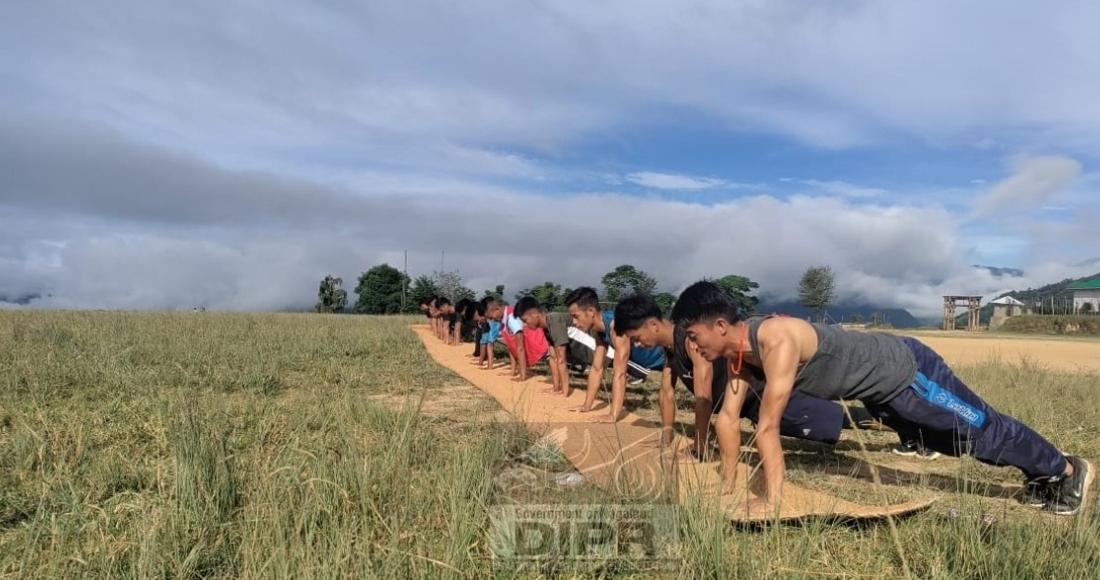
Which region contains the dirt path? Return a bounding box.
[902,331,1100,374]
[413,325,938,522]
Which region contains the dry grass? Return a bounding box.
[1,311,1098,578]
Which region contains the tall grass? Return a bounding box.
[2,311,1098,578]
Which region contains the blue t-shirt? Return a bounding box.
[480,320,502,344]
[600,310,665,370]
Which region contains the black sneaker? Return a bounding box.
[1022,476,1053,508]
[891,440,942,460]
[1047,456,1094,516]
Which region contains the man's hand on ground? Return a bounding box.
[587,411,622,423]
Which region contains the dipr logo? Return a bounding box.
[489,504,680,571]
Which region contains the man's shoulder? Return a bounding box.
[754,316,817,343]
[547,311,570,324]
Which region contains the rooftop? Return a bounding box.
[1068,277,1100,291]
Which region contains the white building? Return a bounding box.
[989,296,1026,330]
[1070,278,1100,313]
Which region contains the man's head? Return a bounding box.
[436,297,453,314]
[514,296,545,329]
[565,287,601,332]
[483,296,504,320]
[614,294,666,349]
[463,300,484,322]
[670,281,743,361]
[419,296,435,313]
[455,298,471,316]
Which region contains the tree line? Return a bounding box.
[316,262,836,319]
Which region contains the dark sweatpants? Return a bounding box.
[865,338,1066,479]
[738,385,847,445]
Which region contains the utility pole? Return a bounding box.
[402,250,408,311]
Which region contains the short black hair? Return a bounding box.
[614,294,663,336]
[455,298,471,312]
[482,296,500,310]
[514,296,542,318]
[671,281,742,327]
[564,286,599,310]
[419,296,436,307]
[436,297,452,307]
[462,301,483,321]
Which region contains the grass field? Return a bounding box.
[2,311,1099,578]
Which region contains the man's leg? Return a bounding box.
[869,338,1090,514]
[741,386,846,445]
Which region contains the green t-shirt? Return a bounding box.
[545,312,572,347]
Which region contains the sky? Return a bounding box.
[2,1,1099,319]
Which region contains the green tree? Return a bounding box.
[354,264,409,314]
[515,282,565,310]
[601,264,658,303]
[653,292,677,316]
[407,275,439,312]
[715,274,760,314]
[315,275,347,313]
[482,285,506,301]
[433,270,476,303]
[798,265,836,323]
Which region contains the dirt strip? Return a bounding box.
[413,325,936,522]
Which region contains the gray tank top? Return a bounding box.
[746,316,916,404]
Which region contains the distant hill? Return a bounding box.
[0,292,40,305]
[757,301,923,328]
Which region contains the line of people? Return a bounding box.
[419,282,1092,517]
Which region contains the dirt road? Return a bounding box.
[903,331,1100,374]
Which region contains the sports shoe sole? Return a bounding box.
[892,448,942,461]
[1052,458,1094,516]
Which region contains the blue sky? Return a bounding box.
[2,1,1099,316]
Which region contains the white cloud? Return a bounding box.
[972,155,1082,217]
[7,1,1100,165]
[626,172,726,190]
[3,3,1100,320]
[3,118,1100,319]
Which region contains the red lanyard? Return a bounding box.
[730,323,747,375]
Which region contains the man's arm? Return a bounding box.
[689,346,716,460]
[754,324,801,506]
[658,365,676,445]
[546,343,561,391]
[576,342,607,411]
[452,320,462,345]
[593,328,632,422]
[714,375,750,492]
[514,331,528,380]
[548,345,569,393]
